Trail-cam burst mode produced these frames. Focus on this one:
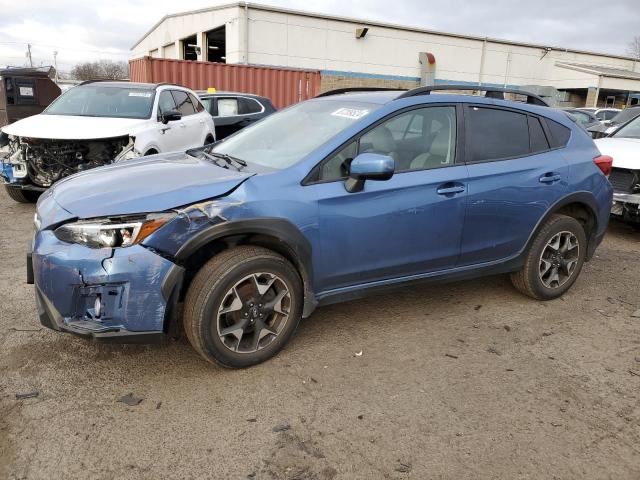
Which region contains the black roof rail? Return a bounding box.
[316,87,404,98]
[396,85,549,107]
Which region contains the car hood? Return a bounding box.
[595,137,640,170]
[50,152,254,218]
[1,114,150,140]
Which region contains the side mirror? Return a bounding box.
[345,153,394,193]
[160,110,182,124]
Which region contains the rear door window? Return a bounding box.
[217,98,239,117]
[465,106,530,162]
[15,79,36,104]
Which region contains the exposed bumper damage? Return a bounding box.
[31,229,183,342]
[1,135,137,189]
[29,197,236,342]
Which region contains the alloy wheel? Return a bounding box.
[216,272,291,353]
[538,231,580,289]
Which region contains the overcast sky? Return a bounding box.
[1,0,638,73]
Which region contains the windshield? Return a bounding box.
[610,108,640,125]
[44,85,155,119]
[613,114,640,139]
[211,100,379,169]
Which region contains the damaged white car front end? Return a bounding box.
[0,134,139,189]
[595,135,640,225]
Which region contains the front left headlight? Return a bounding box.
[54,213,175,248]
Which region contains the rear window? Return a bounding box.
[466,106,530,162]
[239,97,263,114]
[545,119,571,148]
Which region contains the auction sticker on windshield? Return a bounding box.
[331,107,370,120]
[129,92,153,97]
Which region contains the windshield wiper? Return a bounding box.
[205,151,247,168]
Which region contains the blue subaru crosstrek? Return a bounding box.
[29,86,613,368]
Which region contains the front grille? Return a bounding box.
[609,168,638,193]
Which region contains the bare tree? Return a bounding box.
[70,60,128,81]
[627,36,640,60]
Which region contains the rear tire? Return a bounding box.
[4,185,41,203]
[183,246,303,368]
[511,214,587,300]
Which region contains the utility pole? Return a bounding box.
[53,51,59,83]
[26,43,33,67]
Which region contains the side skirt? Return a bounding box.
[315,256,524,308]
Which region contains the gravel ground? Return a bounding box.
[1,186,639,480]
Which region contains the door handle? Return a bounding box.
[539,173,561,184]
[179,123,186,128]
[436,183,465,195]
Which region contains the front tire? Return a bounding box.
[183,246,303,368]
[511,214,587,300]
[4,185,41,203]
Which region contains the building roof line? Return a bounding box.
[130,1,640,63]
[556,62,640,81]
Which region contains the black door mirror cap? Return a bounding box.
[161,110,182,124]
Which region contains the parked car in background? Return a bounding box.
[0,81,215,203]
[0,67,61,128]
[197,91,276,139]
[595,114,640,226]
[561,108,600,129]
[588,106,640,139]
[29,85,612,368]
[577,107,620,123]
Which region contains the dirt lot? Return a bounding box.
[0,187,639,480]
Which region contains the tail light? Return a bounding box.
[594,155,613,177]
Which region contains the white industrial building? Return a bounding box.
[131,2,640,107]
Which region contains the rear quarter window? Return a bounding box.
[545,119,571,148]
[528,116,550,153]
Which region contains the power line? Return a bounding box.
[0,40,128,56]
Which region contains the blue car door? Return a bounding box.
[458,104,569,266]
[306,105,469,293]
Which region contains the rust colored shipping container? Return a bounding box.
[129,57,321,109]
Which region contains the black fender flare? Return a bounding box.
[175,218,317,317]
[522,191,601,260]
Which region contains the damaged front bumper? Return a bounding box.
[30,229,184,343]
[1,154,43,189]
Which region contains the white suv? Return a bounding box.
[0,81,216,203]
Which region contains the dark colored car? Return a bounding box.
[0,67,61,127]
[197,91,276,139]
[30,85,613,368]
[588,106,640,139]
[561,108,600,130]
